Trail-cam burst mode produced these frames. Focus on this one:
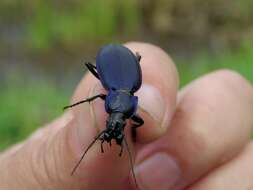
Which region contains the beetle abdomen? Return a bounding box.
[96,44,142,93]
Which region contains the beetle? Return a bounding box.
[64,44,144,188]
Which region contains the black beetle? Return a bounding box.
[64,44,144,188]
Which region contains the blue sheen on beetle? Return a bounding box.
[64,44,144,189]
[96,44,142,92]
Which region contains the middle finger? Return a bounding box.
[135,70,253,190]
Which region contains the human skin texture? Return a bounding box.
[1,42,253,190]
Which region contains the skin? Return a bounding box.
[1,42,253,190]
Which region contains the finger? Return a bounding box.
[0,42,179,190]
[135,70,253,190]
[188,141,253,190]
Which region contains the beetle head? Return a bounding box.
[105,112,126,145]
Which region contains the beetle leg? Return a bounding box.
[100,140,105,153]
[135,52,141,62]
[63,94,106,109]
[119,143,124,157]
[130,114,144,142]
[85,62,100,79]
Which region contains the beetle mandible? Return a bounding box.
[64,44,144,187]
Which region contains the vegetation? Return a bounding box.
[0,0,139,50]
[177,43,253,87]
[1,0,253,51]
[0,77,69,150]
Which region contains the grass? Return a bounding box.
[0,45,252,151]
[27,0,139,50]
[0,77,69,150]
[177,45,253,87]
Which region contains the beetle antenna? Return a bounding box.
[123,138,140,189]
[71,131,105,175]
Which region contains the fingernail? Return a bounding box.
[135,153,181,190]
[136,84,166,125]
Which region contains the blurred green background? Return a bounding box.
[0,0,253,150]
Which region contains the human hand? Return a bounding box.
[1,42,253,190]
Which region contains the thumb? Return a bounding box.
[0,72,131,190]
[0,42,178,190]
